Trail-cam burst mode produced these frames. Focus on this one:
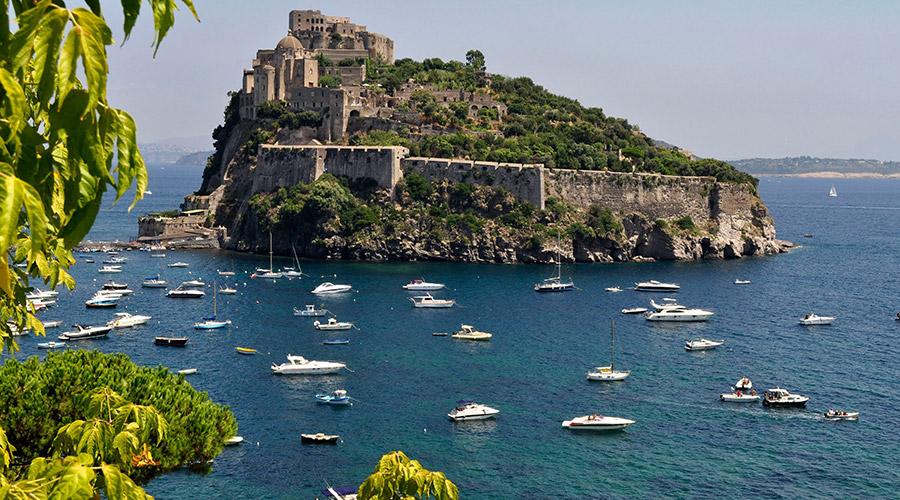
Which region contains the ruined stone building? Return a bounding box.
[289,9,394,63]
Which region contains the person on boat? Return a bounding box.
[736,390,742,397]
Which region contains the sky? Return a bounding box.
[105,0,900,160]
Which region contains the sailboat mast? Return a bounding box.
[269,231,273,271]
[213,283,217,317]
[610,319,616,370]
[556,233,562,279]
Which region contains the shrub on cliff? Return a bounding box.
[0,350,237,482]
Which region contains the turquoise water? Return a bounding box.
[13,168,900,498]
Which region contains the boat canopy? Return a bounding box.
[286,355,308,363]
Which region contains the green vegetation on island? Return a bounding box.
[729,156,900,176]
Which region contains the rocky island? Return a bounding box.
[139,9,790,263]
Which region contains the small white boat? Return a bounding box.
[218,271,236,277]
[271,355,346,375]
[224,436,244,446]
[534,238,575,293]
[587,320,630,381]
[41,320,62,329]
[621,307,648,315]
[410,293,455,308]
[26,288,59,300]
[107,312,152,328]
[645,300,714,322]
[177,368,198,375]
[150,253,166,258]
[605,287,623,293]
[142,275,168,288]
[283,244,306,278]
[734,377,753,391]
[762,387,809,407]
[103,256,127,264]
[828,185,837,197]
[294,304,329,317]
[37,341,66,349]
[451,324,492,341]
[168,262,189,268]
[314,318,353,331]
[59,324,112,340]
[311,282,352,295]
[562,414,635,431]
[634,280,680,292]
[734,279,751,285]
[85,296,118,308]
[98,265,122,273]
[447,401,499,421]
[95,288,133,297]
[181,280,205,288]
[315,389,352,405]
[253,231,283,279]
[218,286,237,295]
[166,287,205,298]
[824,409,858,421]
[402,279,445,291]
[799,313,835,325]
[684,338,725,351]
[194,319,232,329]
[720,390,760,403]
[102,281,129,290]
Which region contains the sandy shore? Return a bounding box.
[752,172,900,179]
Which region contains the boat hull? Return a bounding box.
[720,394,760,403]
[154,337,188,347]
[762,399,808,407]
[646,313,713,322]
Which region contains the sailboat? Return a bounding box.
[586,320,630,381]
[283,244,306,278]
[828,185,837,197]
[253,232,283,279]
[533,234,574,292]
[194,284,232,329]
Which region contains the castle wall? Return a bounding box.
[544,169,718,222]
[401,157,545,209]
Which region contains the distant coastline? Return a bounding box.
[755,171,900,179]
[730,156,900,178]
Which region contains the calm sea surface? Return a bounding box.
[15,167,900,498]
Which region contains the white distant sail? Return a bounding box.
[828,185,837,197]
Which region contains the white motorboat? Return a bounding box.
[762,387,809,407]
[314,318,354,331]
[85,296,118,308]
[587,320,630,382]
[167,287,205,298]
[734,279,751,285]
[142,275,168,288]
[107,312,152,328]
[271,355,346,375]
[402,279,445,291]
[102,281,129,290]
[621,307,648,315]
[644,300,714,322]
[181,279,205,288]
[41,320,62,329]
[294,304,329,317]
[59,324,112,340]
[562,414,635,431]
[824,409,858,421]
[734,377,753,391]
[720,390,760,403]
[799,313,835,326]
[828,185,837,197]
[447,401,500,421]
[103,256,127,264]
[150,253,166,258]
[451,324,492,341]
[218,286,237,295]
[95,288,133,297]
[315,389,352,405]
[634,280,680,292]
[37,341,65,349]
[168,262,189,268]
[28,298,56,308]
[177,368,198,375]
[194,285,231,329]
[410,293,455,308]
[312,282,352,295]
[26,288,59,300]
[605,287,623,293]
[218,271,236,277]
[253,232,283,279]
[684,338,725,351]
[98,265,122,273]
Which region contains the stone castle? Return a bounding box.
[238,9,505,142]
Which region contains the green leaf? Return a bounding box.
[71,9,112,112]
[150,0,177,56]
[32,7,69,107]
[100,463,151,499]
[57,25,84,105]
[0,68,27,140]
[120,0,141,41]
[58,195,101,248]
[0,170,25,254]
[6,0,50,75]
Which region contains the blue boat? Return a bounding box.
[193,285,231,329]
[315,390,352,405]
[322,338,350,345]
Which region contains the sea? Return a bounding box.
[13,165,900,498]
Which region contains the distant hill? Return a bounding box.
[174,151,213,166]
[730,157,900,176]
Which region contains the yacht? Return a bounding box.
[181,279,205,288]
[41,320,62,329]
[824,409,859,421]
[534,236,574,293]
[271,355,346,375]
[314,318,354,331]
[252,232,283,279]
[311,282,352,295]
[734,279,752,285]
[37,341,65,349]
[402,279,446,291]
[634,280,680,292]
[720,390,760,403]
[95,288,132,297]
[217,271,236,277]
[26,288,59,300]
[167,287,205,298]
[294,304,329,317]
[218,286,237,295]
[193,285,231,329]
[734,377,753,391]
[98,265,122,273]
[684,338,725,351]
[107,312,152,328]
[102,281,129,290]
[167,262,189,268]
[85,296,118,309]
[587,320,630,382]
[799,313,835,325]
[451,324,492,341]
[103,256,127,264]
[142,275,168,288]
[447,401,500,421]
[644,300,714,322]
[315,389,352,405]
[762,387,809,407]
[562,414,635,431]
[58,324,112,341]
[410,293,455,308]
[605,287,623,293]
[828,185,837,197]
[621,307,648,315]
[283,244,306,278]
